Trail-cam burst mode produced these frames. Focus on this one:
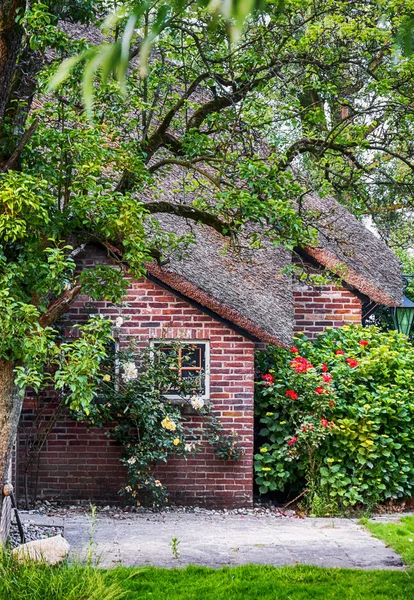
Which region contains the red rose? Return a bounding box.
[290,356,313,373]
[346,358,358,368]
[287,436,298,446]
[290,346,299,353]
[262,373,275,386]
[359,340,369,346]
[302,425,307,432]
[286,390,298,400]
[321,418,328,428]
[322,374,333,383]
[335,350,344,355]
[315,387,328,395]
[322,363,328,372]
[329,401,335,407]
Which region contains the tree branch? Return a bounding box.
[144,72,211,157]
[279,137,360,169]
[145,201,231,235]
[39,284,82,328]
[0,117,39,172]
[148,158,222,186]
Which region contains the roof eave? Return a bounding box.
[304,246,403,306]
[146,262,286,346]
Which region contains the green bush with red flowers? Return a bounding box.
[255,325,414,512]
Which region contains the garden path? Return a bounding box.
[17,511,406,570]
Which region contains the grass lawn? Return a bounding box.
[363,515,414,567]
[0,560,413,600]
[108,564,413,599]
[2,517,414,600]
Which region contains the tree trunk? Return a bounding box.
[0,0,26,123]
[0,358,24,537]
[0,45,42,169]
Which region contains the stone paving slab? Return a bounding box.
[19,512,405,570]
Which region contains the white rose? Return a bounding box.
[115,316,123,328]
[123,362,138,381]
[190,396,204,410]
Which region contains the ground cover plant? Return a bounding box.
[0,560,413,600]
[105,564,414,599]
[363,516,414,567]
[255,325,414,514]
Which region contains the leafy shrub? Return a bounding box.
[74,341,242,507]
[255,325,414,512]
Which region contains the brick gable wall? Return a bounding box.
[17,275,255,509]
[293,284,362,338]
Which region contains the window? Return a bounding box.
[152,341,210,399]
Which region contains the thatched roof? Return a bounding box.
[302,193,403,307]
[144,192,402,347]
[44,22,403,343]
[147,217,293,346]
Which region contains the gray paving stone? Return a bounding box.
[19,512,406,570]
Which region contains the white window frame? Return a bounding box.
[150,340,210,401]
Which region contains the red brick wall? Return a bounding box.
[17,268,255,508]
[18,397,127,505]
[16,246,364,509]
[293,284,362,338]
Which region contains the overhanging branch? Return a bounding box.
[145,200,231,235]
[39,284,82,328]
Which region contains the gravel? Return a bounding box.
[9,520,64,549]
[19,500,298,521]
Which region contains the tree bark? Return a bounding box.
[0,359,24,524]
[0,46,42,168]
[0,0,26,123]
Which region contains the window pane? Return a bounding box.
[155,345,179,369]
[152,341,207,396]
[181,370,205,395]
[182,344,205,370]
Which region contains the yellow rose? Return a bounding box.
[161,416,177,431]
[173,438,180,446]
[103,374,111,382]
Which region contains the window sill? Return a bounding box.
[164,396,210,415]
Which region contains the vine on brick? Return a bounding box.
[73,339,242,506]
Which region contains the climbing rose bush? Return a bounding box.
[74,341,242,507]
[255,325,414,512]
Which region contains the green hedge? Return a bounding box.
[255,325,414,512]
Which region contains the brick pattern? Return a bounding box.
[16,245,363,509]
[18,271,255,508]
[18,397,126,504]
[293,284,362,338]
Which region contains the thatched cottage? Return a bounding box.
[17,193,402,508]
